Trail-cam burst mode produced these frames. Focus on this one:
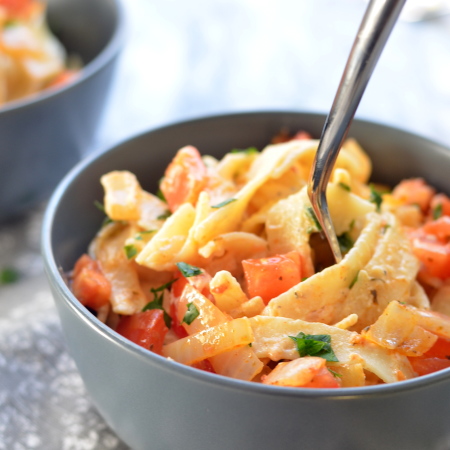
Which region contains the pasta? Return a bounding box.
[70,131,450,388]
[0,0,77,105]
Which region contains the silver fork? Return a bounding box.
[307,0,406,264]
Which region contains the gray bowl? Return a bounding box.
[42,112,450,450]
[0,0,125,221]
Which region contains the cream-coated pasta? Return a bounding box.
[70,134,450,388]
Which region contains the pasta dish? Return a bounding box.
[70,132,450,388]
[0,0,75,105]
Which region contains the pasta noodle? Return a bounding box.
[70,132,450,388]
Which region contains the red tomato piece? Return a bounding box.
[422,216,450,243]
[242,251,302,304]
[430,193,450,218]
[192,359,216,373]
[116,309,168,355]
[411,237,450,280]
[410,357,450,376]
[160,146,207,212]
[0,0,36,18]
[292,131,312,141]
[391,178,435,213]
[303,366,340,388]
[423,337,450,359]
[169,275,189,338]
[71,254,111,310]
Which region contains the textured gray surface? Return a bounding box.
[1,0,450,448]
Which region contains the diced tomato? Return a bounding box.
[423,337,450,359]
[291,131,312,141]
[169,275,189,338]
[71,254,111,310]
[411,237,450,280]
[391,178,435,213]
[430,193,450,218]
[48,69,78,89]
[0,0,38,18]
[302,366,340,388]
[116,309,168,354]
[160,146,207,212]
[410,357,450,376]
[192,359,216,373]
[242,251,302,304]
[422,216,450,243]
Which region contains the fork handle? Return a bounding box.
[308,0,406,263]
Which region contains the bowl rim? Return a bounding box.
[42,110,450,400]
[0,0,126,115]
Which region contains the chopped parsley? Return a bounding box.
[349,272,359,289]
[176,262,203,278]
[231,147,259,155]
[433,203,443,220]
[156,178,167,202]
[328,368,342,378]
[211,198,237,209]
[338,182,351,192]
[142,280,177,327]
[369,184,383,212]
[182,302,200,325]
[94,200,113,226]
[305,206,322,232]
[289,332,338,362]
[0,267,19,285]
[124,245,138,260]
[337,232,354,255]
[157,211,172,220]
[135,230,156,240]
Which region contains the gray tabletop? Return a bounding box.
[1,1,450,448]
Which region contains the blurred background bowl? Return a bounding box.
[42,111,450,450]
[0,0,125,222]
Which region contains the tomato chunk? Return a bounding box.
[422,216,450,243]
[392,178,435,213]
[242,252,302,304]
[430,193,450,219]
[169,275,189,338]
[423,337,450,359]
[116,309,168,354]
[72,254,111,310]
[160,146,207,212]
[410,357,450,376]
[411,237,450,279]
[0,0,37,18]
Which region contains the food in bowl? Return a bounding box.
[0,0,77,105]
[68,130,450,389]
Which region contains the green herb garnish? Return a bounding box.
[176,262,203,278]
[182,302,200,325]
[124,245,138,260]
[135,230,156,240]
[157,211,172,220]
[337,232,354,255]
[289,332,338,362]
[305,206,322,232]
[0,267,19,285]
[349,272,359,289]
[338,182,351,192]
[94,200,113,226]
[142,280,177,327]
[211,198,237,209]
[231,147,259,155]
[328,368,343,378]
[433,203,443,220]
[369,184,383,212]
